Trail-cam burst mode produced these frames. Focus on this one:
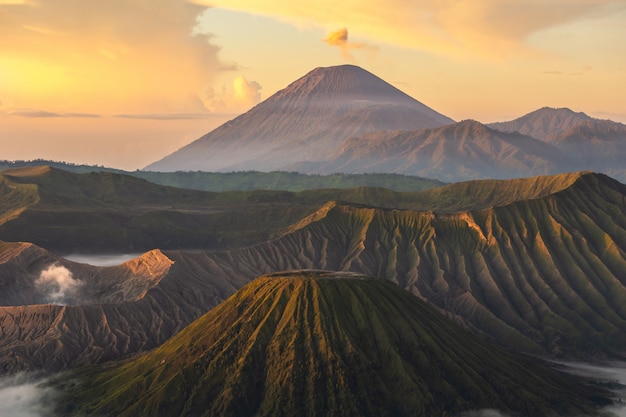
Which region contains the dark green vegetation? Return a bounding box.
[0,160,445,192]
[55,273,611,417]
[0,166,584,252]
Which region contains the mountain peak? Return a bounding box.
[489,107,593,140]
[534,106,590,117]
[145,65,454,172]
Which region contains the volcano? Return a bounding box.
[56,272,610,417]
[145,65,454,172]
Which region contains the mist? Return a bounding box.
[456,410,513,417]
[560,361,626,417]
[0,374,55,417]
[64,253,141,266]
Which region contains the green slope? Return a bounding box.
[0,167,593,252]
[55,273,610,417]
[0,160,445,192]
[1,170,626,371]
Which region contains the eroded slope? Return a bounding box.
[55,274,609,417]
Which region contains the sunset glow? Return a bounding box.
[1,0,624,169]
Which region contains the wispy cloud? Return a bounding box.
[541,70,584,76]
[8,110,100,118]
[113,113,232,120]
[193,0,624,59]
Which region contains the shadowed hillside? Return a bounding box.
[54,273,610,417]
[2,171,626,373]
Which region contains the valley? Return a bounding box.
[2,63,626,416]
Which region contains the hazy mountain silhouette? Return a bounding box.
[488,107,594,140]
[145,65,454,172]
[489,107,626,181]
[293,119,568,182]
[55,272,610,417]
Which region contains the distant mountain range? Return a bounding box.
[296,119,567,182]
[144,65,626,183]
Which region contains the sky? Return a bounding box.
[1,0,625,170]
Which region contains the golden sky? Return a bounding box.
[1,0,625,169]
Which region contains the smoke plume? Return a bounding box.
[323,27,378,61]
[35,264,83,305]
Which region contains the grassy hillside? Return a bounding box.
[55,273,610,417]
[0,167,594,252]
[153,172,626,358]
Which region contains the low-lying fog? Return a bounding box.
[0,374,55,417]
[0,361,624,417]
[64,253,141,267]
[2,362,626,417]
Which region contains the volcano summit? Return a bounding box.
[146,65,454,172]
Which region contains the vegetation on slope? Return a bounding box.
[55,273,610,417]
[0,167,593,253]
[1,170,625,371]
[0,160,445,192]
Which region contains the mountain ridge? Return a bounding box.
[0,171,625,373]
[295,119,568,182]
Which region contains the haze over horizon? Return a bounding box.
[1,0,624,170]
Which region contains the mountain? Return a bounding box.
[488,107,593,140]
[544,119,626,166]
[145,65,454,172]
[489,108,626,182]
[0,243,248,373]
[3,172,626,374]
[294,120,568,182]
[54,272,610,417]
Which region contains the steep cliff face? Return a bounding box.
[56,273,610,417]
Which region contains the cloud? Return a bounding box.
[0,0,226,114]
[0,374,55,417]
[203,75,262,113]
[6,110,101,118]
[323,27,378,61]
[8,110,61,118]
[113,113,228,120]
[35,264,83,305]
[193,0,623,59]
[541,70,584,76]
